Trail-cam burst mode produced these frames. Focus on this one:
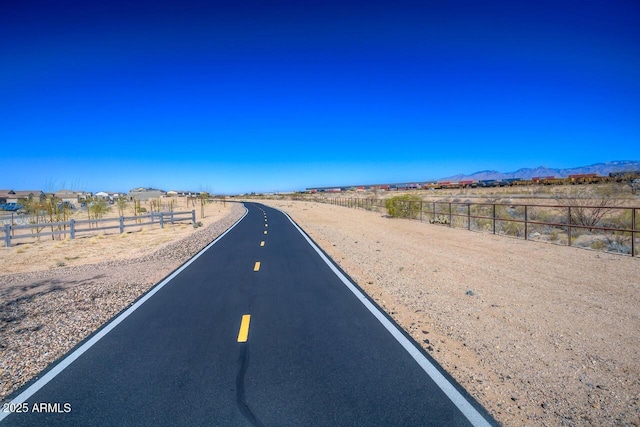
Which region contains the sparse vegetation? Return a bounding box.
[558,185,625,231]
[116,196,127,217]
[310,183,638,257]
[385,195,422,219]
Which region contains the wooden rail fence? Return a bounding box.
[3,210,196,247]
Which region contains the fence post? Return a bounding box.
[70,219,76,239]
[4,224,10,247]
[171,212,174,225]
[448,202,452,227]
[492,204,496,234]
[432,202,435,222]
[150,212,155,224]
[192,210,196,224]
[467,204,471,230]
[567,206,572,247]
[119,216,124,234]
[632,208,636,257]
[420,201,423,222]
[524,206,528,240]
[159,214,164,229]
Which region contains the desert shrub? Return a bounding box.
[591,240,607,250]
[494,205,509,219]
[452,216,467,228]
[608,209,633,231]
[606,234,631,254]
[528,208,561,224]
[558,185,625,230]
[429,215,450,225]
[386,195,422,219]
[500,220,525,237]
[474,218,493,231]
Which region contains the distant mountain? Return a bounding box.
[440,160,640,181]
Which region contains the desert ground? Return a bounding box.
[2,196,639,426]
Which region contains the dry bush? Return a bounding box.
[558,185,625,230]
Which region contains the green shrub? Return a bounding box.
[385,195,422,219]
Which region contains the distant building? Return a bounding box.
[129,187,166,201]
[54,190,82,204]
[0,190,15,204]
[6,190,46,204]
[95,191,110,199]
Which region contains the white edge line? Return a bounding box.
[273,206,493,427]
[0,206,249,422]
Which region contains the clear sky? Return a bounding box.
[2,0,639,194]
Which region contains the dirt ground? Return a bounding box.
[1,198,228,278]
[255,199,640,427]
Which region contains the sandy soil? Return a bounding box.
[256,200,640,427]
[1,198,228,277]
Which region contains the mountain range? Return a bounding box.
[440,160,640,181]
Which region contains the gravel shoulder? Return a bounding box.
[258,200,640,427]
[0,202,245,402]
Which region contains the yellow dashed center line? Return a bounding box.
[260,241,265,247]
[264,230,268,234]
[254,261,261,271]
[237,315,251,343]
[265,224,268,227]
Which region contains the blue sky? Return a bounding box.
[2,1,639,194]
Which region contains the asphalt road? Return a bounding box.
[1,203,497,426]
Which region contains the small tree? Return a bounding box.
[116,196,127,217]
[199,192,210,218]
[89,199,110,222]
